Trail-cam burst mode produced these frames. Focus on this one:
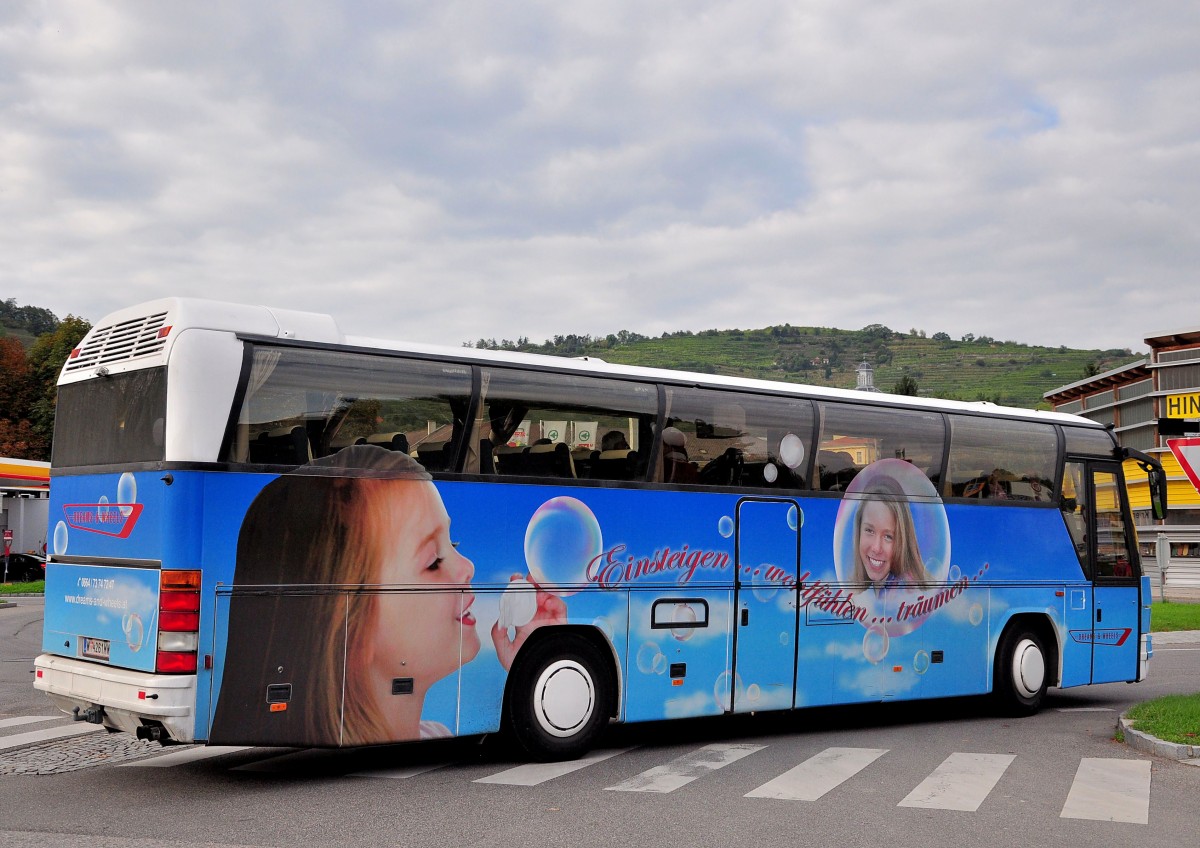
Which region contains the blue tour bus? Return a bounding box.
[35,298,1167,759]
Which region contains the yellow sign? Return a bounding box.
[1165,392,1200,419]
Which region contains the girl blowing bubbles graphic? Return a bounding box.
[850,478,932,591]
[211,446,563,747]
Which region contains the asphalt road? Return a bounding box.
[2,595,1198,848]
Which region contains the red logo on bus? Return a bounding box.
[62,503,144,539]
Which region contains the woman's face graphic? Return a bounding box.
[367,480,480,690]
[858,500,896,584]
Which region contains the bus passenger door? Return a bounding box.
[1089,466,1140,683]
[1062,461,1141,685]
[732,498,800,713]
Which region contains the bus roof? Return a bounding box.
[66,297,1102,429]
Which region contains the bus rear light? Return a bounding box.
[161,570,202,591]
[157,569,201,675]
[157,325,172,339]
[159,611,200,631]
[157,631,198,652]
[160,591,200,612]
[69,348,81,359]
[156,651,197,674]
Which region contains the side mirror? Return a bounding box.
[1125,448,1168,521]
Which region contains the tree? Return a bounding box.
[893,375,919,396]
[25,315,91,456]
[1082,361,1101,378]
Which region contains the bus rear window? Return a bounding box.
[53,368,167,468]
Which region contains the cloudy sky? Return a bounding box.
[2,1,1197,352]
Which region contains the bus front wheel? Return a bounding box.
[994,627,1048,716]
[506,634,610,761]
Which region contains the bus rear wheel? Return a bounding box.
[994,627,1048,716]
[506,634,610,761]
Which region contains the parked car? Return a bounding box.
[3,552,46,582]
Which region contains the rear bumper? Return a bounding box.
[34,654,196,743]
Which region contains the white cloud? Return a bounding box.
[3,1,1198,352]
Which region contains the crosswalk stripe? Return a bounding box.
[1060,758,1151,824]
[475,747,634,786]
[898,752,1015,811]
[745,747,889,801]
[0,716,61,730]
[605,743,765,794]
[117,745,251,768]
[349,762,450,780]
[0,722,104,751]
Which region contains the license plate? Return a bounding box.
[81,637,111,661]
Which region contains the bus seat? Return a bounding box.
[365,432,410,453]
[493,444,529,475]
[571,447,597,478]
[330,434,367,451]
[698,447,742,486]
[415,440,451,472]
[526,442,576,479]
[592,449,639,481]
[249,425,312,465]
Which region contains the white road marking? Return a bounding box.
[0,722,103,751]
[474,747,634,786]
[1060,758,1151,824]
[898,752,1015,812]
[117,745,251,767]
[745,747,889,801]
[605,743,765,794]
[0,715,61,730]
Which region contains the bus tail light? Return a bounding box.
[157,569,200,674]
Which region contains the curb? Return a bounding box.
[1118,716,1200,765]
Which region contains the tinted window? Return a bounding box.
[660,387,814,488]
[478,368,657,481]
[229,346,472,470]
[1063,425,1116,458]
[947,416,1058,502]
[817,403,945,492]
[53,368,166,467]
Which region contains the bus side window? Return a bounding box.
[660,389,814,489]
[477,369,657,482]
[817,402,945,491]
[947,416,1057,504]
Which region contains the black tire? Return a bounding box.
[506,633,611,761]
[993,627,1048,716]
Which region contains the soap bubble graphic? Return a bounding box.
[718,516,734,538]
[787,506,802,531]
[863,623,890,664]
[636,642,667,675]
[592,616,615,641]
[671,604,698,641]
[913,650,930,674]
[746,683,762,704]
[779,433,805,469]
[969,603,984,626]
[763,463,778,484]
[97,495,110,520]
[122,614,144,652]
[751,565,779,602]
[524,497,601,595]
[713,670,745,710]
[949,564,962,583]
[53,521,69,555]
[498,578,538,634]
[117,473,137,517]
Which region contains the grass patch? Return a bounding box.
[1125,693,1200,746]
[1151,601,1200,632]
[0,580,44,595]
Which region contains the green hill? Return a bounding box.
[472,324,1140,410]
